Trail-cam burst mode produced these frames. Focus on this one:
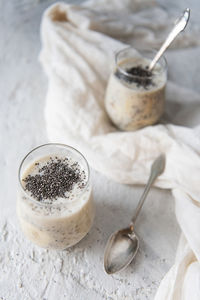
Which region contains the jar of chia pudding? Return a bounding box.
[105,47,167,131]
[17,143,94,250]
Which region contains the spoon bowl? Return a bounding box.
[104,227,139,274]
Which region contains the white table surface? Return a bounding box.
[1,1,200,299]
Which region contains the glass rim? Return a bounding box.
[115,46,167,80]
[18,143,91,207]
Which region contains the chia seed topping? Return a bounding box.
[22,157,86,202]
[115,65,153,89]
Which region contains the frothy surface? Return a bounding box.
[115,57,166,91]
[22,155,87,205]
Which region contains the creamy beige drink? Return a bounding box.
[17,144,94,250]
[105,48,167,131]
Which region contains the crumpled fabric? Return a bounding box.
[40,1,200,299]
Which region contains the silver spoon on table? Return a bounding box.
[104,154,166,274]
[148,8,190,71]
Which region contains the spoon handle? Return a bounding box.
[148,8,190,71]
[131,154,165,226]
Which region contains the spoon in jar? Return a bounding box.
[104,154,165,274]
[148,8,190,71]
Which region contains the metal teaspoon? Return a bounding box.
[104,154,166,274]
[148,8,190,71]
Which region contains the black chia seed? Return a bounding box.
[23,157,86,202]
[115,65,153,89]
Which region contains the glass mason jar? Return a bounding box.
[105,47,167,131]
[17,143,94,250]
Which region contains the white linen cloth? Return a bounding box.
[40,1,200,299]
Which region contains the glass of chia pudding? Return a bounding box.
[105,47,167,131]
[17,143,94,250]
